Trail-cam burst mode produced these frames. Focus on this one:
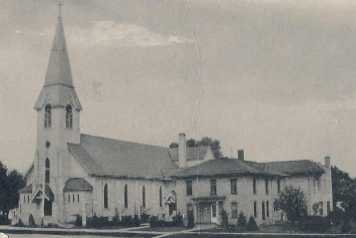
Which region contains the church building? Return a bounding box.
[18,9,333,226]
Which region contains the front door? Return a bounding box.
[197,203,211,224]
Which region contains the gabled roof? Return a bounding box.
[68,134,178,180]
[170,158,285,178]
[63,178,93,192]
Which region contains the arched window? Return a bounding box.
[65,105,73,129]
[142,186,146,208]
[124,184,128,208]
[45,158,50,184]
[104,184,108,209]
[159,187,162,207]
[44,104,52,128]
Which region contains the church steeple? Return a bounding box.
[44,1,73,87]
[34,2,81,111]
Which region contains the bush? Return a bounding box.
[15,218,24,227]
[0,215,9,225]
[28,214,36,227]
[86,215,109,228]
[187,212,194,228]
[141,212,150,223]
[341,219,352,233]
[221,209,229,229]
[133,215,141,226]
[299,216,330,233]
[246,216,258,231]
[172,213,184,226]
[75,215,82,227]
[237,212,247,227]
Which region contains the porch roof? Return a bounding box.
[192,195,226,202]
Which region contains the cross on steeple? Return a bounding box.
[58,0,63,18]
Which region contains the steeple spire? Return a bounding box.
[34,2,82,111]
[44,0,73,87]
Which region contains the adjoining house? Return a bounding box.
[18,9,333,226]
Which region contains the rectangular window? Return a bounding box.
[210,179,217,196]
[327,201,331,216]
[319,201,323,216]
[77,194,80,203]
[231,178,237,195]
[253,177,257,195]
[266,200,270,217]
[277,178,281,193]
[231,202,238,219]
[68,194,70,203]
[265,178,269,195]
[186,180,193,196]
[212,203,217,217]
[254,201,257,218]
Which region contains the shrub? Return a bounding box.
[341,219,352,233]
[237,212,247,227]
[299,216,330,233]
[86,215,110,228]
[141,212,150,223]
[246,216,258,231]
[28,214,36,227]
[133,215,141,226]
[172,213,184,226]
[221,209,229,229]
[274,186,307,223]
[74,215,82,227]
[187,212,194,228]
[0,215,9,225]
[15,218,24,227]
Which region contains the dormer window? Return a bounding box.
[65,105,73,129]
[44,104,52,128]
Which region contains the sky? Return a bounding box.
[1,0,356,176]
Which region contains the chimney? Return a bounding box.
[238,149,244,161]
[324,156,331,168]
[178,133,187,168]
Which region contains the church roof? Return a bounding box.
[34,13,81,110]
[68,134,178,180]
[63,178,93,192]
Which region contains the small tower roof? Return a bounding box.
[34,3,82,111]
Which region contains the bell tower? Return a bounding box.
[32,2,82,223]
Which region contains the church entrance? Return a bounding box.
[44,199,52,216]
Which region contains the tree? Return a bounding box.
[196,137,223,159]
[274,186,307,223]
[237,212,247,227]
[0,161,25,220]
[331,166,356,220]
[246,216,258,231]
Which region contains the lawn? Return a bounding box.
[139,226,188,232]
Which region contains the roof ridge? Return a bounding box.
[80,133,169,150]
